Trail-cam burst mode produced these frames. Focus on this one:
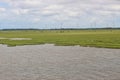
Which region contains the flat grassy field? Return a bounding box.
[0,29,120,48]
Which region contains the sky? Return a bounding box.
[0,0,120,29]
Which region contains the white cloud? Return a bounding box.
[11,8,29,15]
[44,5,64,10]
[109,4,120,10]
[0,8,6,12]
[33,18,41,22]
[64,10,80,17]
[0,0,120,25]
[2,0,120,16]
[41,5,64,16]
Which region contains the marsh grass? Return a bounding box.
[0,29,120,48]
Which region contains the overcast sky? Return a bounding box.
[0,0,120,29]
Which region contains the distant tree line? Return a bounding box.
[0,27,120,31]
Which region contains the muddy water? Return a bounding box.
[0,44,120,80]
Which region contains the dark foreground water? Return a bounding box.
[0,44,120,80]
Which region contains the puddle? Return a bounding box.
[0,37,32,40]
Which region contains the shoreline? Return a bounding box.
[0,43,120,50]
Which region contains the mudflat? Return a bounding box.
[0,44,120,80]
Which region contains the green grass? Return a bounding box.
[0,29,120,48]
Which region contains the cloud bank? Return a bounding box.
[0,0,120,28]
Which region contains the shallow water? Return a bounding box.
[0,44,120,80]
